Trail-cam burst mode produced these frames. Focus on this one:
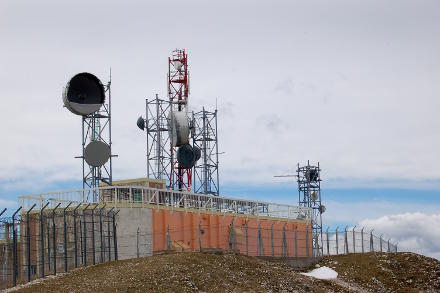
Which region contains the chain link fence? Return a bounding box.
[0,205,117,289]
[321,227,398,256]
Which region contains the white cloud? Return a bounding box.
[0,0,439,190]
[359,213,440,259]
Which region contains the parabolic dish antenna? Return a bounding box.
[310,191,318,201]
[168,111,189,147]
[137,116,145,130]
[84,140,110,167]
[177,144,195,169]
[63,72,105,116]
[174,61,183,71]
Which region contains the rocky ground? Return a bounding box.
[4,251,440,292]
[321,252,440,292]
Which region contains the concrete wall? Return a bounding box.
[116,208,153,260]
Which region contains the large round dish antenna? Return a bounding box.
[63,72,105,116]
[168,111,189,147]
[84,141,110,167]
[177,144,195,169]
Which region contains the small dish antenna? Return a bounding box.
[137,116,145,130]
[84,141,110,167]
[174,61,183,71]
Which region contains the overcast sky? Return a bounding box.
[1,0,439,258]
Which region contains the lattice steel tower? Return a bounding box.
[192,107,219,195]
[297,161,324,256]
[141,95,172,184]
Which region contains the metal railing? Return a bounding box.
[18,186,311,221]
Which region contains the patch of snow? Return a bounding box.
[300,266,338,280]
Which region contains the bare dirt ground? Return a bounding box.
[6,251,440,293]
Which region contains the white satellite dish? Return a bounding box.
[174,61,183,71]
[310,191,318,201]
[167,111,189,147]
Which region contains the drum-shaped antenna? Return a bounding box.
[137,116,145,130]
[307,169,319,182]
[177,144,195,169]
[168,111,189,147]
[63,72,105,116]
[319,205,326,214]
[84,141,110,167]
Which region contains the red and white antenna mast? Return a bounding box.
[168,49,192,190]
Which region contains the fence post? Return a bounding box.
[53,203,61,275]
[387,239,390,253]
[73,204,81,268]
[113,210,118,261]
[257,223,262,256]
[352,225,356,254]
[282,224,288,257]
[229,219,235,251]
[344,226,348,254]
[108,207,114,261]
[83,203,90,267]
[47,216,51,271]
[270,223,274,257]
[361,227,365,253]
[26,204,36,282]
[136,227,140,258]
[99,205,106,263]
[294,225,297,258]
[63,202,72,273]
[326,227,330,256]
[305,224,309,257]
[12,206,22,286]
[40,202,49,278]
[91,205,98,265]
[198,223,202,252]
[370,229,374,252]
[245,220,248,256]
[380,234,383,252]
[335,227,339,255]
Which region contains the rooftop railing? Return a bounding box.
[18,186,311,221]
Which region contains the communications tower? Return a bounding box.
[297,161,325,256]
[168,49,192,190]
